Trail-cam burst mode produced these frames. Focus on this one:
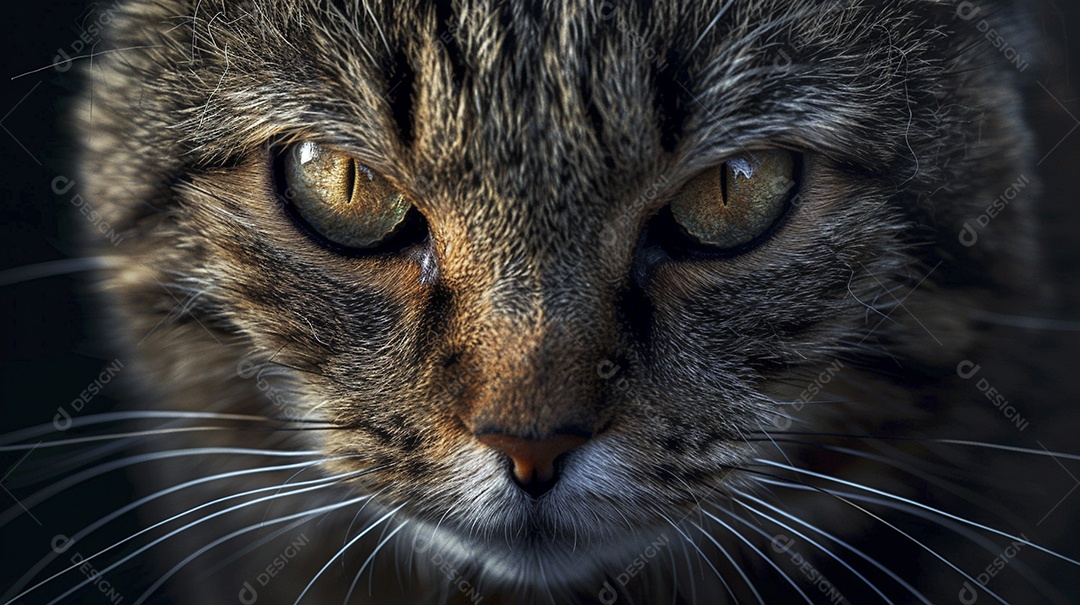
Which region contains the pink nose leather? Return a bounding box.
[477,433,588,485]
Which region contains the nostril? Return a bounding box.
[476,433,589,498]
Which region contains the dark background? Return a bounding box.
[1,0,1079,602]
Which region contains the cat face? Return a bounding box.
[79,0,1038,592]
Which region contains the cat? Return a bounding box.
[3,0,1079,603]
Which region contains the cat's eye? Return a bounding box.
[668,150,796,250]
[281,142,415,250]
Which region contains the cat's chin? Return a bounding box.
[401,513,667,591]
[386,471,679,592]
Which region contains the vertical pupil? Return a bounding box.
[343,158,356,204]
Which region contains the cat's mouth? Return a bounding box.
[318,408,751,588]
[361,435,704,589]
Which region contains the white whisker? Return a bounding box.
[343,516,408,604]
[10,46,161,80]
[734,489,932,604]
[753,481,1065,602]
[755,475,1012,605]
[661,514,740,605]
[195,506,325,583]
[0,426,270,451]
[726,497,898,604]
[686,519,766,605]
[698,512,814,604]
[755,459,1080,567]
[0,447,323,528]
[0,411,329,446]
[131,493,372,605]
[3,456,362,600]
[0,256,121,287]
[293,503,405,604]
[13,468,369,604]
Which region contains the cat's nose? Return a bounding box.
[476,432,589,498]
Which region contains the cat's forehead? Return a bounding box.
[164,0,950,190]
[308,1,750,150]
[299,0,680,201]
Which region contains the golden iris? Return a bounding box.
[670,150,795,249]
[284,142,410,249]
